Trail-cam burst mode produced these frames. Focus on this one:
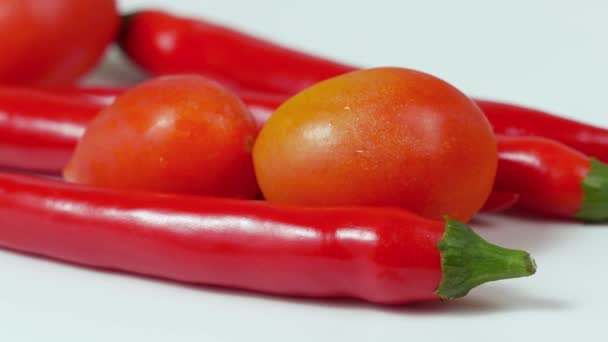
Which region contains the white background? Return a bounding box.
[2,0,607,341]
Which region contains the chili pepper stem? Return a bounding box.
[436,217,537,300]
[576,158,608,222]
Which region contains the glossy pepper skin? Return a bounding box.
[0,88,508,215]
[119,10,608,162]
[478,100,608,163]
[0,88,103,173]
[495,136,608,221]
[0,89,594,218]
[0,172,535,304]
[119,10,354,95]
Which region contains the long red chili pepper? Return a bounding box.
[0,172,535,304]
[0,88,103,173]
[118,9,608,161]
[477,101,608,163]
[0,88,521,215]
[3,89,605,219]
[495,136,608,221]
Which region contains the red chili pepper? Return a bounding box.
[0,172,535,304]
[118,10,354,95]
[495,136,608,221]
[0,88,103,173]
[0,87,513,215]
[118,10,608,161]
[39,86,126,105]
[480,192,520,213]
[477,100,608,163]
[3,89,603,219]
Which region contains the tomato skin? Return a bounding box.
[64,75,259,198]
[253,67,497,222]
[0,0,118,85]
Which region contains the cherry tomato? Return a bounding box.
[64,75,259,198]
[0,0,118,85]
[253,67,497,221]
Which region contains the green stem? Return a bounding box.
[435,217,536,300]
[576,158,608,222]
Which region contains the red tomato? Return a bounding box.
[0,0,118,85]
[64,75,259,198]
[253,67,497,221]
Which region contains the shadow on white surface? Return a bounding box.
[384,286,569,316]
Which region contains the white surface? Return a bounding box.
[2,0,608,341]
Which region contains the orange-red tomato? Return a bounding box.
[253,67,497,221]
[0,0,118,85]
[64,75,259,198]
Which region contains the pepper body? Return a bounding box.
[0,172,443,304]
[4,89,599,218]
[478,100,608,163]
[495,136,590,218]
[0,88,103,172]
[119,10,354,95]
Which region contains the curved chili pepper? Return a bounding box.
[119,10,353,95]
[0,88,103,173]
[4,89,602,219]
[0,88,511,215]
[118,10,608,161]
[478,100,608,163]
[0,172,535,304]
[495,136,608,221]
